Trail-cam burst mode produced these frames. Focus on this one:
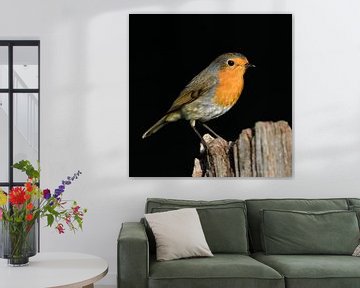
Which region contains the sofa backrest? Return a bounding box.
[145,198,249,255]
[245,198,350,252]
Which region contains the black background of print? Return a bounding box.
[129,14,292,177]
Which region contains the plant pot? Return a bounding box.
[0,220,37,266]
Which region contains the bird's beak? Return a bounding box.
[245,63,256,68]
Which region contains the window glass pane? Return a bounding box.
[13,46,38,89]
[13,93,39,182]
[0,46,8,89]
[0,93,9,182]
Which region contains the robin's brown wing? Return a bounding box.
[166,72,218,114]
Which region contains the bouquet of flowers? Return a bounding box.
[0,160,87,265]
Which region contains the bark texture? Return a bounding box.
[192,121,292,177]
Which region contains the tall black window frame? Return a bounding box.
[0,40,40,191]
[0,40,40,194]
[0,40,40,252]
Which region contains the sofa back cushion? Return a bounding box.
[350,206,360,226]
[347,199,360,229]
[261,209,359,255]
[145,198,249,254]
[246,198,349,252]
[348,198,360,207]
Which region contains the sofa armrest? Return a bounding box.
[118,222,149,288]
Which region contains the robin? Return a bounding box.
[142,52,254,142]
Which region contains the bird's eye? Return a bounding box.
[227,60,235,66]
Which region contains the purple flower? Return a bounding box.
[54,189,63,198]
[54,170,82,199]
[43,189,51,200]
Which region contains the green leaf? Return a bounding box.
[12,160,40,180]
[47,214,54,227]
[46,205,60,217]
[75,215,83,230]
[12,160,29,170]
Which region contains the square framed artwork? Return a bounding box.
[129,14,292,177]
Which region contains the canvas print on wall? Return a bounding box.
[129,14,292,177]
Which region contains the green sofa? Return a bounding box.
[118,198,360,288]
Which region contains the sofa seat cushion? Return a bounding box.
[252,252,360,288]
[149,254,284,288]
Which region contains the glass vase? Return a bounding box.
[0,220,37,266]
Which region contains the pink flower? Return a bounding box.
[65,214,71,225]
[72,205,80,215]
[56,223,65,234]
[0,208,3,220]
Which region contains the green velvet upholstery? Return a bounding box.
[261,209,359,255]
[246,198,349,252]
[347,198,360,207]
[349,206,360,228]
[347,199,360,229]
[252,252,360,288]
[146,198,249,254]
[118,222,148,288]
[149,254,284,288]
[146,198,247,214]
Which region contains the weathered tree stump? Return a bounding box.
[192,121,292,177]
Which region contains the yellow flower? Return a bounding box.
[0,189,7,206]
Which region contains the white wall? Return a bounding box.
[1,0,360,286]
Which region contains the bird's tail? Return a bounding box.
[142,115,168,139]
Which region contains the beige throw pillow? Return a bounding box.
[145,208,213,261]
[353,244,360,256]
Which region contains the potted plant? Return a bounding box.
[0,160,87,266]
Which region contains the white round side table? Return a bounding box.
[0,252,108,288]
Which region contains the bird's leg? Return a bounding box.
[201,123,222,139]
[190,120,208,150]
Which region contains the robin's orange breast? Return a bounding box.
[213,68,244,107]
